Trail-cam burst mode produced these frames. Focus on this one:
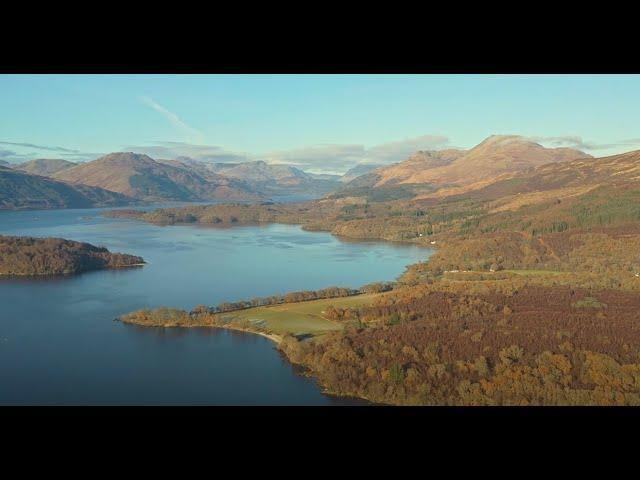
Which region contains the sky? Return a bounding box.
[1,74,639,174]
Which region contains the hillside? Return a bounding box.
[54,152,257,202]
[0,165,135,210]
[15,158,77,176]
[0,235,144,276]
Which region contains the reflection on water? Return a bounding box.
[0,205,429,405]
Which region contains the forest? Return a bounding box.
[0,235,144,275]
[279,283,640,405]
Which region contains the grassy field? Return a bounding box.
[223,294,378,337]
[503,269,565,276]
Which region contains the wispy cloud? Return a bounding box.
[0,141,81,154]
[140,96,203,143]
[0,141,100,164]
[0,149,29,163]
[527,136,640,152]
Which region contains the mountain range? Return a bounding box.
[158,158,341,197]
[53,152,256,202]
[0,135,629,211]
[333,135,591,200]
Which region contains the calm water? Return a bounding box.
[0,206,429,405]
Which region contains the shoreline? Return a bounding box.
[102,208,439,250]
[0,262,146,277]
[121,317,283,344]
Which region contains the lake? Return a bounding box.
[0,206,429,405]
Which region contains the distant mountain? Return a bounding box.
[334,136,590,200]
[0,160,10,168]
[307,172,342,182]
[160,158,341,197]
[340,163,385,183]
[54,152,257,202]
[0,165,134,210]
[15,158,77,176]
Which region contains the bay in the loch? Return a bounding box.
[0,205,429,405]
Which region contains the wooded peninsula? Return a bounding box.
[0,235,145,276]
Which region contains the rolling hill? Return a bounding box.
[0,165,135,210]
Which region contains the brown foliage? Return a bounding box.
[0,235,144,276]
[279,285,640,405]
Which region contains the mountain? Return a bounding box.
[160,158,341,197]
[376,136,588,187]
[335,136,590,200]
[340,163,385,183]
[15,158,77,176]
[0,160,10,168]
[53,152,257,202]
[0,165,135,210]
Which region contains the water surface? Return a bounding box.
[0,206,429,405]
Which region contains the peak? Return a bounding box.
[478,135,526,146]
[98,152,156,162]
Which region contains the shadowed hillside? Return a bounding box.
[0,165,135,210]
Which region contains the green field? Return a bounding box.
[503,269,565,276]
[224,294,378,337]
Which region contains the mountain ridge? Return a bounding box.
[53,152,257,202]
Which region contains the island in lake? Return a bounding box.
[0,235,145,276]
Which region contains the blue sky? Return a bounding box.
[1,74,639,173]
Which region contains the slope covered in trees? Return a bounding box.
[0,236,144,275]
